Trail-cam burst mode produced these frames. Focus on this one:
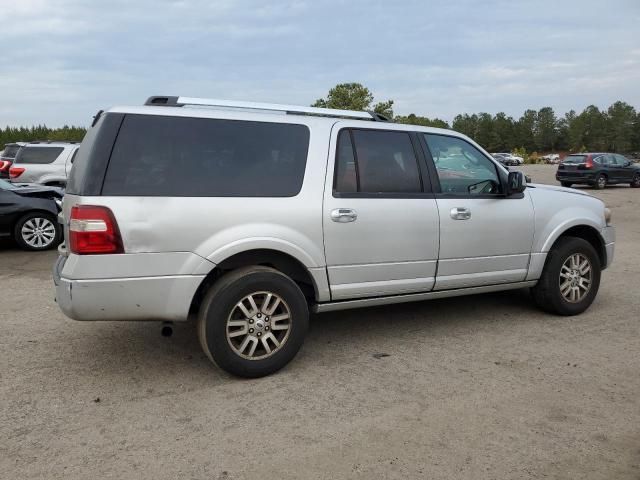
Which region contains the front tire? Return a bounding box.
[560,182,572,188]
[14,212,61,251]
[197,266,309,378]
[531,237,601,316]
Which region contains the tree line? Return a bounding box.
[0,125,86,147]
[314,83,640,154]
[2,83,638,155]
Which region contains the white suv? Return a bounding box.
[10,141,79,186]
[53,96,615,377]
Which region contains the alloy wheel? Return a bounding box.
[226,291,292,360]
[21,217,56,249]
[559,253,592,303]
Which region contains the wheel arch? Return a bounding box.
[189,248,327,316]
[13,208,58,230]
[546,224,607,268]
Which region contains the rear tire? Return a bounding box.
[593,174,607,190]
[560,182,572,188]
[197,266,309,378]
[14,212,61,251]
[531,237,601,316]
[630,173,640,188]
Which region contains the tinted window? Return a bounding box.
[563,155,589,164]
[614,154,629,165]
[334,130,357,193]
[424,134,501,195]
[334,129,421,194]
[66,113,124,196]
[1,145,21,159]
[102,115,310,197]
[15,146,63,164]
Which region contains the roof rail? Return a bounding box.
[144,96,390,122]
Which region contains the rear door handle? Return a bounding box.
[331,208,358,223]
[450,207,471,220]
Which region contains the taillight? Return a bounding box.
[0,160,6,171]
[69,205,124,255]
[585,156,594,169]
[9,166,25,178]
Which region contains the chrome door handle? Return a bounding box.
[331,208,358,223]
[450,207,471,220]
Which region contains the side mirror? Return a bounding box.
[506,171,526,195]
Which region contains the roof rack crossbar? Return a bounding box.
[144,95,387,121]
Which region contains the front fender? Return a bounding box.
[539,214,605,253]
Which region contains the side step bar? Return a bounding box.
[312,281,537,313]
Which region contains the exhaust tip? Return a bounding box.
[161,322,173,337]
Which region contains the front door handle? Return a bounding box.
[450,207,471,220]
[331,208,358,223]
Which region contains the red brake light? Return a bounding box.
[585,156,594,169]
[0,160,6,171]
[9,166,25,178]
[69,205,124,255]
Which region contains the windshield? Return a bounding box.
[0,178,17,190]
[563,155,587,164]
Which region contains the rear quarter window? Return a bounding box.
[101,114,310,197]
[2,145,21,159]
[15,146,63,164]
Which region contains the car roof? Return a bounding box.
[22,142,78,147]
[568,152,609,155]
[106,104,458,137]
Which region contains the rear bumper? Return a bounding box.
[555,172,596,183]
[53,255,205,321]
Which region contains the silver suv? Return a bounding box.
[10,141,79,186]
[53,96,615,377]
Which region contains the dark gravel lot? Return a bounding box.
[1,165,639,479]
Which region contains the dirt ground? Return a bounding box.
[1,164,639,479]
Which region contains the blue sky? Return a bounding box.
[1,0,639,126]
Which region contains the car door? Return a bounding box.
[420,133,535,290]
[323,124,440,300]
[612,154,634,182]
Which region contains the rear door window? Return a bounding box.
[102,115,310,197]
[334,129,423,194]
[15,146,63,164]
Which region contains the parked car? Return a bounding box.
[9,141,79,186]
[0,142,26,179]
[53,96,615,378]
[556,153,640,189]
[0,178,63,250]
[492,153,522,165]
[492,153,510,166]
[542,153,560,164]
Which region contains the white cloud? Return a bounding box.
[0,0,638,126]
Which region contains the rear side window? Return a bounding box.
[334,129,422,194]
[15,146,63,164]
[102,115,310,197]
